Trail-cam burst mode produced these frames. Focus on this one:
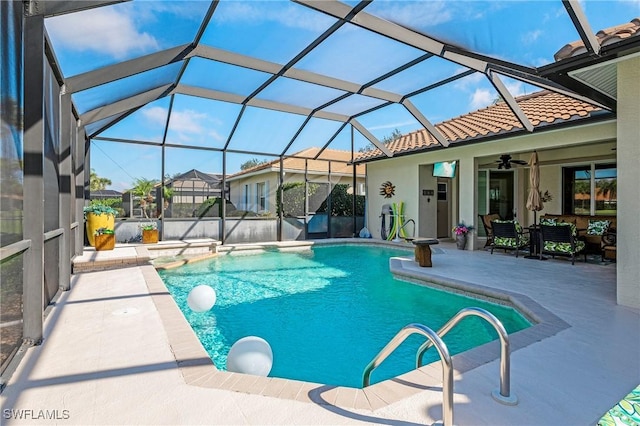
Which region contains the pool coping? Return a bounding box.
[142,239,570,412]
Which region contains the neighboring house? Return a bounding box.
[227,148,365,216]
[120,170,227,218]
[160,169,228,218]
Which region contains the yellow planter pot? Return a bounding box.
[85,213,115,247]
[142,229,158,244]
[94,234,115,251]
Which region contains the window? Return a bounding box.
[256,182,267,212]
[437,182,447,201]
[243,184,250,210]
[563,164,616,216]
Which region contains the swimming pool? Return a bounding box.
[159,245,531,388]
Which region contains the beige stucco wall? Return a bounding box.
[616,56,640,309]
[228,169,280,215]
[365,120,616,251]
[228,170,365,215]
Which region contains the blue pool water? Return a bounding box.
[158,245,530,388]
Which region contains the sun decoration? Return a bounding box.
[379,181,395,198]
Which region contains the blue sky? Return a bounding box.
[44,0,639,191]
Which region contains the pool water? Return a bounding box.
[159,245,530,388]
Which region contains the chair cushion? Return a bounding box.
[540,217,557,225]
[494,234,529,248]
[543,240,586,254]
[587,219,610,235]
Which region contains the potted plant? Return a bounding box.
[84,203,118,247]
[141,222,159,244]
[94,227,115,251]
[452,222,474,250]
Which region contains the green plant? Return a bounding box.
[94,227,114,236]
[84,203,118,219]
[140,222,157,231]
[131,177,158,218]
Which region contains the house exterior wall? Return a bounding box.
[365,120,617,251]
[616,56,640,309]
[228,170,280,215]
[228,170,365,216]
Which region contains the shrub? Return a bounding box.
[195,198,237,218]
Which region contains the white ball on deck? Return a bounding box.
[186,285,216,312]
[226,336,273,376]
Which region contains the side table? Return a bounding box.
[412,238,439,267]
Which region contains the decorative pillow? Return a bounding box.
[587,220,610,235]
[540,217,557,225]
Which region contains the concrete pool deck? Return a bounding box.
[1,239,638,425]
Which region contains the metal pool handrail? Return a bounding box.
[362,323,454,426]
[416,307,517,405]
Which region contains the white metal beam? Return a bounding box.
[27,0,127,17]
[80,84,172,125]
[488,71,534,132]
[173,84,350,122]
[173,84,245,105]
[401,99,449,147]
[66,44,192,94]
[563,0,601,56]
[350,119,393,157]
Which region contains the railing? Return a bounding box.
[416,307,517,405]
[362,323,454,426]
[362,308,517,426]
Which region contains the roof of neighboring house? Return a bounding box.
[228,148,365,179]
[167,169,223,185]
[554,18,640,61]
[355,90,608,162]
[90,189,122,198]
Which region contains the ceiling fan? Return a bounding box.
[494,154,527,169]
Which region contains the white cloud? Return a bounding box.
[453,72,484,91]
[208,130,225,143]
[506,81,525,98]
[521,30,543,45]
[141,106,168,126]
[367,120,417,131]
[168,110,207,135]
[470,88,493,110]
[47,8,158,59]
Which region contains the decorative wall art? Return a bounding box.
[379,181,395,198]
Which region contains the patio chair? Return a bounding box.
[539,222,586,265]
[479,213,501,248]
[490,220,529,257]
[601,230,617,262]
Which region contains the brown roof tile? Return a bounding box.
[229,147,365,178]
[554,17,640,61]
[355,90,604,162]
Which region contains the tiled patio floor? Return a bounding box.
[1,240,638,425]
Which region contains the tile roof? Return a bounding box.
[355,90,604,162]
[228,147,365,179]
[554,17,640,61]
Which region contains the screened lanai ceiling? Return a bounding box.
[40,0,640,175]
